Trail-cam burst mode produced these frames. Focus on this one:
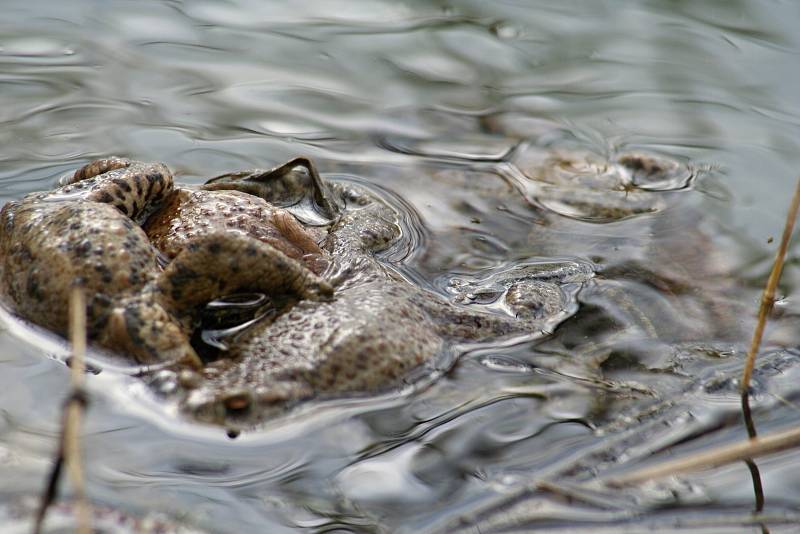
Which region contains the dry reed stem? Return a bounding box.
[741,177,800,392]
[33,289,91,534]
[66,288,91,534]
[604,423,800,487]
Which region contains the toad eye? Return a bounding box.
[222,391,252,416]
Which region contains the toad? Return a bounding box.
[0,158,333,368]
[0,157,585,426]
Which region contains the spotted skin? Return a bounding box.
[144,188,327,274]
[0,159,331,368]
[0,160,173,354]
[0,202,159,339]
[0,157,593,428]
[181,199,580,426]
[155,231,332,313]
[60,158,174,221]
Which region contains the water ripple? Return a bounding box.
[1,0,800,531]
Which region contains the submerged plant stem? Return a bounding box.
[604,424,800,487]
[603,178,800,493]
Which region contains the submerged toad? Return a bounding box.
[0,156,586,426]
[143,161,587,424]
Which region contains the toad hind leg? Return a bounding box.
[57,158,174,221]
[67,156,132,183]
[154,232,333,322]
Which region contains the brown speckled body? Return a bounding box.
[0,202,158,337]
[0,160,174,351]
[144,188,326,274]
[0,158,331,368]
[180,196,580,426]
[2,155,661,428]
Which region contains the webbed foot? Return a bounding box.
[203,157,341,223]
[100,294,202,368]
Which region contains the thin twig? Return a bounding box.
[741,178,800,393]
[33,288,91,534]
[604,423,800,487]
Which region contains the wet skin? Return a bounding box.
[147,162,583,425]
[0,158,332,369]
[0,156,586,426]
[0,151,704,427]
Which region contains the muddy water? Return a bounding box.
[1,1,800,532]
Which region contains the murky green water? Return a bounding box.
[2,1,800,532]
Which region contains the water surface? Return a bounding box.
[2,1,800,532]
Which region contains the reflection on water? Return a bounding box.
[1,0,800,531]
